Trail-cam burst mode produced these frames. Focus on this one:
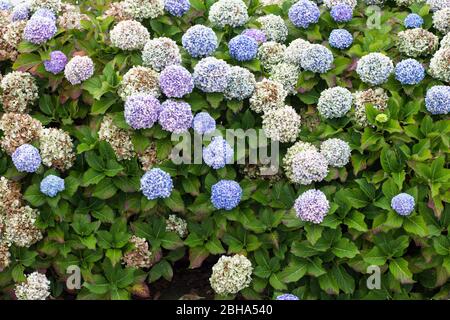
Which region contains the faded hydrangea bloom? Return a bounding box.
[249,79,287,114]
[0,71,38,113]
[224,66,256,100]
[29,0,61,13]
[294,189,330,224]
[0,176,23,212]
[269,62,300,95]
[57,4,89,30]
[103,1,133,21]
[283,38,311,66]
[291,149,329,185]
[3,206,43,247]
[427,0,450,11]
[118,66,160,101]
[441,33,450,48]
[317,87,352,119]
[429,48,450,83]
[138,143,158,171]
[353,88,389,126]
[98,115,135,161]
[257,14,288,43]
[258,41,286,70]
[110,20,150,51]
[142,37,181,71]
[122,235,152,268]
[283,141,317,182]
[320,138,351,167]
[64,56,95,85]
[39,128,75,171]
[208,0,248,28]
[397,28,439,57]
[166,215,188,238]
[262,105,301,143]
[210,254,252,295]
[123,0,165,20]
[15,272,51,300]
[0,113,43,155]
[0,240,10,271]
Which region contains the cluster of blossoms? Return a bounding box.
[182,25,217,58]
[300,44,334,73]
[425,85,450,115]
[224,66,256,100]
[427,0,450,11]
[429,48,450,83]
[57,3,88,30]
[394,59,425,85]
[118,66,160,101]
[228,35,258,62]
[208,0,248,28]
[12,144,41,173]
[40,175,65,197]
[138,143,158,171]
[0,71,38,113]
[356,53,393,85]
[320,138,351,167]
[404,13,424,28]
[210,255,252,295]
[294,189,330,224]
[203,136,234,169]
[3,205,43,247]
[158,100,193,133]
[242,29,266,44]
[256,14,288,43]
[288,0,320,29]
[284,38,311,66]
[262,105,301,143]
[330,4,353,22]
[353,88,389,126]
[98,115,135,161]
[23,10,57,45]
[193,57,230,93]
[211,180,242,210]
[257,41,286,70]
[124,94,161,129]
[164,0,190,17]
[433,8,450,34]
[192,112,216,135]
[140,168,173,200]
[269,63,300,95]
[159,65,193,98]
[14,272,51,300]
[122,236,152,268]
[291,149,329,185]
[317,87,352,119]
[0,113,42,155]
[165,215,188,238]
[39,128,75,171]
[283,141,317,182]
[110,20,150,51]
[122,0,165,20]
[64,55,95,85]
[142,37,181,71]
[249,79,287,114]
[44,51,68,74]
[324,0,357,9]
[397,28,438,57]
[329,29,353,49]
[391,193,415,216]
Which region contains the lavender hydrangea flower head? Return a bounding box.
[203,136,234,169]
[193,57,231,93]
[291,150,328,185]
[140,168,173,200]
[182,25,218,58]
[12,144,41,173]
[300,44,334,73]
[391,193,415,216]
[425,85,450,115]
[224,66,256,100]
[330,4,353,22]
[124,94,161,129]
[193,112,216,135]
[159,65,193,98]
[158,100,193,133]
[64,56,94,85]
[404,13,423,28]
[276,294,300,300]
[288,0,320,29]
[229,35,258,61]
[40,175,65,197]
[241,29,266,44]
[23,16,57,44]
[329,29,353,49]
[32,8,56,21]
[11,3,30,21]
[44,51,67,74]
[356,53,393,85]
[164,0,190,17]
[294,189,330,224]
[394,59,425,85]
[211,180,242,210]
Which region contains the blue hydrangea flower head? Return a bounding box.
[395,59,425,85]
[40,175,65,197]
[193,57,230,93]
[140,168,173,200]
[12,144,42,173]
[211,180,242,210]
[31,8,56,21]
[330,4,353,22]
[158,100,193,133]
[159,65,194,98]
[300,44,334,73]
[288,0,320,29]
[391,193,415,216]
[124,94,161,129]
[228,35,258,61]
[203,136,234,169]
[44,50,68,74]
[241,28,267,44]
[404,13,423,28]
[182,25,218,58]
[276,294,300,300]
[23,16,57,44]
[425,85,450,115]
[164,0,190,17]
[193,112,216,135]
[329,29,353,49]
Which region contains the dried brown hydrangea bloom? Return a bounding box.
[0,16,25,62]
[249,79,287,114]
[138,143,158,171]
[58,4,89,30]
[122,236,152,268]
[98,115,135,161]
[397,28,439,57]
[0,240,10,271]
[2,206,42,248]
[39,128,76,171]
[103,1,133,21]
[0,113,43,155]
[0,71,39,113]
[4,20,27,49]
[0,176,23,213]
[353,88,389,127]
[118,66,160,101]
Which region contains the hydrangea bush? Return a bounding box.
[0,0,449,301]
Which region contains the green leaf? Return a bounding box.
[82,168,105,186]
[163,190,185,213]
[279,259,308,283]
[403,215,428,237]
[389,258,414,284]
[24,185,46,207]
[92,178,118,199]
[332,238,359,258]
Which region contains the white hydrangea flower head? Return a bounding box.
[209,254,253,295]
[118,66,160,101]
[269,62,300,95]
[283,140,317,181]
[110,20,150,51]
[320,138,351,167]
[317,87,353,119]
[429,48,450,82]
[249,79,287,113]
[14,272,51,300]
[262,105,301,143]
[208,0,249,28]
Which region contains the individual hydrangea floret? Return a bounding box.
[159,65,193,98]
[262,105,301,143]
[39,128,75,171]
[283,38,311,66]
[228,35,258,61]
[257,41,286,70]
[140,168,173,200]
[12,144,41,173]
[397,28,438,57]
[224,66,256,100]
[208,0,249,28]
[14,272,50,300]
[118,66,160,101]
[11,4,30,21]
[329,29,353,50]
[241,28,267,44]
[44,50,67,74]
[23,16,56,44]
[164,0,190,17]
[317,87,352,119]
[291,150,328,185]
[182,25,218,58]
[330,4,353,22]
[391,193,415,216]
[257,14,288,43]
[123,0,165,20]
[210,180,242,210]
[40,175,65,197]
[394,59,425,85]
[269,62,300,95]
[425,85,450,115]
[249,79,287,114]
[294,189,330,224]
[193,112,216,135]
[124,94,161,129]
[110,20,150,51]
[300,44,334,73]
[404,13,423,28]
[203,136,234,169]
[276,294,300,300]
[64,55,94,85]
[429,48,450,82]
[158,100,193,133]
[288,0,320,29]
[324,0,357,8]
[209,254,252,295]
[356,52,393,85]
[320,138,351,167]
[0,71,38,113]
[142,37,181,71]
[193,57,231,93]
[433,8,450,34]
